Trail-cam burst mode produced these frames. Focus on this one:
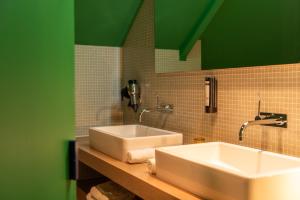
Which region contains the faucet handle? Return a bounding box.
[154,95,174,113]
[158,104,173,113]
[257,98,261,116]
[255,98,262,120]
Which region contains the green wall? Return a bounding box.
[155,0,213,50]
[0,0,75,199]
[201,0,300,69]
[75,0,142,46]
[155,0,300,69]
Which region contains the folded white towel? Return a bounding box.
[127,148,155,163]
[147,158,156,174]
[90,181,136,200]
[86,193,95,200]
[90,186,108,200]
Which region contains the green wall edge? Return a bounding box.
[179,0,224,61]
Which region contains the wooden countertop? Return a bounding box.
[78,144,202,200]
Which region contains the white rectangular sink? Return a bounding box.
[156,142,300,200]
[89,125,183,162]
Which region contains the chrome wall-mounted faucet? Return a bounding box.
[138,96,173,123]
[139,108,151,123]
[239,100,287,141]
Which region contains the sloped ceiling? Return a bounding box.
[75,0,300,68]
[155,0,224,60]
[75,0,142,46]
[75,0,221,57]
[155,0,213,50]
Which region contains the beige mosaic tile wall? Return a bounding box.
[122,0,155,124]
[123,0,300,156]
[75,45,123,136]
[155,41,201,73]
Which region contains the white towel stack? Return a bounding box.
[89,186,109,200]
[127,148,155,164]
[86,193,94,200]
[86,186,108,200]
[147,158,156,175]
[86,181,136,200]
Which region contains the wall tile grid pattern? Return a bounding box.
[75,45,123,136]
[155,41,201,73]
[122,0,300,157]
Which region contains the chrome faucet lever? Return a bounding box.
[255,98,261,120]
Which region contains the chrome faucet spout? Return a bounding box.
[139,109,151,123]
[239,114,287,141]
[239,121,249,141]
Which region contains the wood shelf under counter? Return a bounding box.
[77,144,202,200]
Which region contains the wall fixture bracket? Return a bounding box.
[258,112,287,128]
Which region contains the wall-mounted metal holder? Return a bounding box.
[257,112,287,128]
[205,77,217,113]
[121,80,140,112]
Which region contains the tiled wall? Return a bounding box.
[122,0,155,124]
[155,41,201,73]
[122,0,300,157]
[75,45,123,136]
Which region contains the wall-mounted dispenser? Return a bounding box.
[121,80,140,112]
[205,77,217,113]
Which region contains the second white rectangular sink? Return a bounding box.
[156,142,300,200]
[89,125,183,162]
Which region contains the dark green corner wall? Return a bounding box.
[0,0,75,199]
[201,0,300,69]
[155,0,300,69]
[75,0,300,68]
[155,0,213,50]
[75,0,142,46]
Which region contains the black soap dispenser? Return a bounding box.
[205,77,217,113]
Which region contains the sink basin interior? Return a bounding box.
[157,142,300,178]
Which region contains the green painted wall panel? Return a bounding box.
[75,0,142,46]
[0,0,75,199]
[155,0,213,50]
[201,0,300,69]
